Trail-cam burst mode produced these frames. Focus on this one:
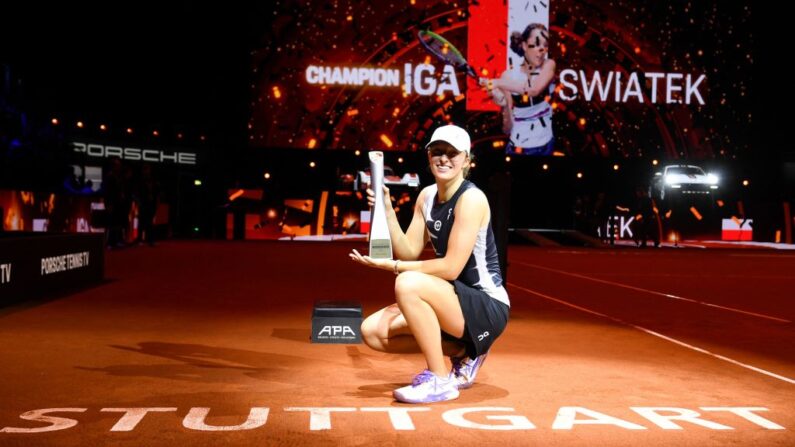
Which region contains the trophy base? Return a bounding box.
[368,239,392,259]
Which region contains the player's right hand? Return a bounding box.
[366,185,392,209]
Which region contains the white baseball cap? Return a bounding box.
[425,124,471,154]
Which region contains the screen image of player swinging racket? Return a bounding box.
[417,30,480,79]
[367,151,393,259]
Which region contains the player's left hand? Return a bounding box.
[349,249,393,272]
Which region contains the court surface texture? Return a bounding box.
[1,241,793,446]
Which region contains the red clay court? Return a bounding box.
[1,241,793,446]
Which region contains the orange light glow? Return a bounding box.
[76,121,84,128]
[51,118,59,125]
[21,191,34,205]
[542,164,549,170]
[690,206,703,220]
[380,134,394,148]
[272,86,282,99]
[308,138,317,149]
[229,189,244,201]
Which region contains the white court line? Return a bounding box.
[507,282,795,385]
[597,273,795,280]
[513,261,791,324]
[729,253,795,258]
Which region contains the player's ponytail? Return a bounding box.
[463,152,475,178]
[509,31,524,57]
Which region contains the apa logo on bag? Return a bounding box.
[318,326,356,337]
[312,301,362,344]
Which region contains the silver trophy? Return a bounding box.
[368,151,393,259]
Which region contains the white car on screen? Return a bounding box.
[652,164,719,200]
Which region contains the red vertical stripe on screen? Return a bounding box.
[721,230,753,241]
[466,0,507,112]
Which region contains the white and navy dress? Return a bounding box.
[421,180,510,358]
[503,64,554,155]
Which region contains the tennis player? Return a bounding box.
[349,124,510,403]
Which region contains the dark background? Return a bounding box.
[1,1,791,236]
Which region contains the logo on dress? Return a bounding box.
[447,208,453,220]
[434,220,442,231]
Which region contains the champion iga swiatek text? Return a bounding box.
[305,64,706,105]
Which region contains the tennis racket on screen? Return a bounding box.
[417,30,479,79]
